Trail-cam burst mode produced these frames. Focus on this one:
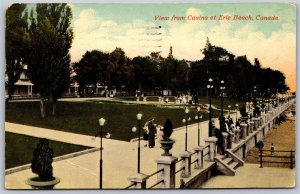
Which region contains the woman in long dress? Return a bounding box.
[148,119,156,148]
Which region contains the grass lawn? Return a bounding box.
[5,98,245,141]
[5,132,92,169]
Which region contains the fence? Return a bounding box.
[124,98,295,189]
[259,149,295,169]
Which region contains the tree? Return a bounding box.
[74,50,112,96]
[109,48,133,90]
[131,56,158,93]
[27,4,73,117]
[5,4,29,100]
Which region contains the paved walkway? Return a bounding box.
[5,100,294,189]
[5,114,227,189]
[200,163,295,188]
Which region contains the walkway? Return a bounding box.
[200,163,295,188]
[5,114,229,189]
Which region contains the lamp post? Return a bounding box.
[235,104,239,123]
[182,107,190,151]
[254,86,257,107]
[195,106,202,146]
[97,118,111,189]
[220,80,225,116]
[132,113,143,174]
[207,78,213,137]
[228,105,231,115]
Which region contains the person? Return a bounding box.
[270,143,275,155]
[158,127,164,141]
[215,127,224,155]
[179,179,187,189]
[148,119,156,148]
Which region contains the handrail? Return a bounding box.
[176,157,184,163]
[146,168,164,179]
[190,151,197,156]
[175,166,185,174]
[125,182,136,189]
[191,159,198,165]
[148,180,164,189]
[261,149,295,153]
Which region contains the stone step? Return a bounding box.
[229,161,239,170]
[223,157,233,164]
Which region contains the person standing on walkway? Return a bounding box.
[148,119,156,148]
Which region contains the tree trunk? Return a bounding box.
[40,98,46,118]
[52,101,56,116]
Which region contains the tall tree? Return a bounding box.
[27,4,73,117]
[74,50,112,96]
[5,4,29,100]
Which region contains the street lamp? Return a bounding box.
[195,106,203,146]
[207,78,213,137]
[228,105,231,115]
[235,104,239,123]
[182,107,190,151]
[254,86,257,107]
[132,113,143,174]
[96,118,111,189]
[220,80,225,116]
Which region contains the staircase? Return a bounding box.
[214,150,244,176]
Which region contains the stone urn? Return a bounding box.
[159,140,175,156]
[26,177,60,189]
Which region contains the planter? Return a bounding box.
[26,177,60,189]
[159,140,175,156]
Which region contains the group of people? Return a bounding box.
[142,118,173,148]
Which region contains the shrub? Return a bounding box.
[31,138,54,181]
[162,119,173,141]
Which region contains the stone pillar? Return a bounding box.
[180,151,191,178]
[194,146,204,169]
[240,123,247,139]
[228,131,234,149]
[155,156,178,189]
[249,121,254,133]
[233,128,240,143]
[128,173,148,189]
[204,137,217,162]
[260,113,266,125]
[252,118,260,131]
[222,132,229,152]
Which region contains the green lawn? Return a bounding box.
[5,98,245,141]
[5,132,91,169]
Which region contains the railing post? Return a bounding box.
[128,173,148,189]
[290,151,293,169]
[259,149,263,168]
[249,121,254,133]
[252,118,260,131]
[240,123,247,139]
[194,146,204,169]
[155,156,178,189]
[222,132,229,152]
[233,127,240,143]
[180,151,191,178]
[204,137,218,162]
[228,131,234,149]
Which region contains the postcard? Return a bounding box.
[4,2,296,189]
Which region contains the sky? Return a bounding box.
[69,3,296,92]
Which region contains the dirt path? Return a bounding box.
[244,115,296,168]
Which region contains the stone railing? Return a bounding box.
[125,98,295,189]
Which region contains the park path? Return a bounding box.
[5,112,238,189]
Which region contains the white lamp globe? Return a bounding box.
[99,118,106,126]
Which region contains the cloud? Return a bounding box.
[70,7,296,91]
